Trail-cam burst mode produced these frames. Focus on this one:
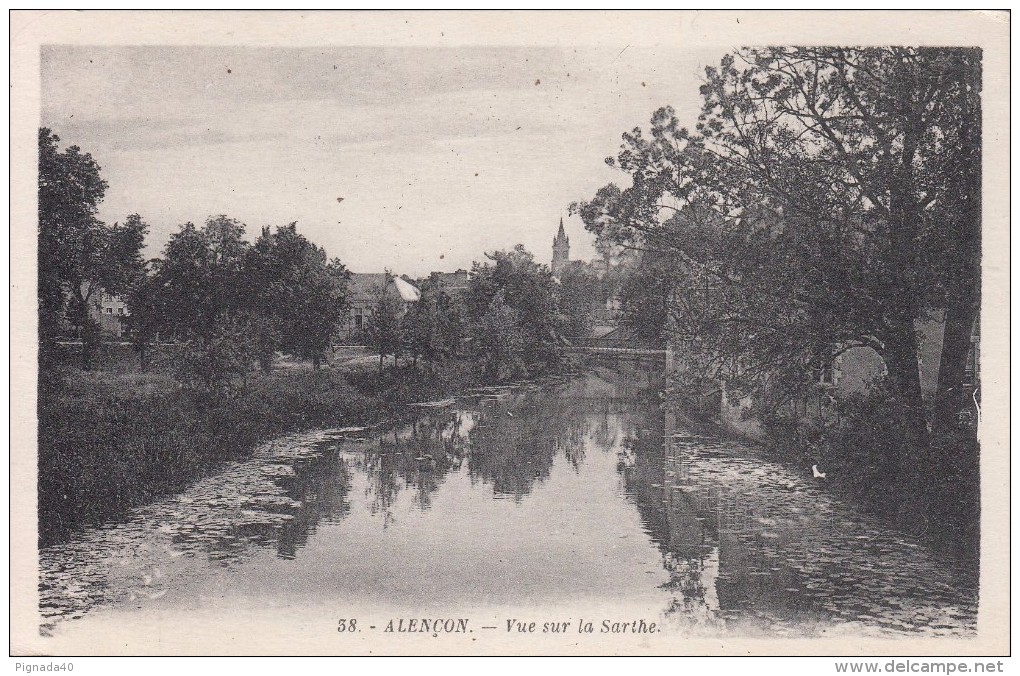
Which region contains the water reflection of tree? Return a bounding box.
[619,406,720,625]
[466,388,588,500]
[275,452,353,558]
[190,447,357,564]
[464,371,664,497]
[280,372,665,543]
[352,410,474,526]
[401,414,469,510]
[589,404,619,455]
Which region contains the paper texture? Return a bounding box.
[11,10,1010,656]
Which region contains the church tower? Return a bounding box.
[551,217,570,275]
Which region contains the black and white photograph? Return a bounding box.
[10,10,1010,660]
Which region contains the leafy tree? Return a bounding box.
[243,313,284,374]
[402,276,463,369]
[466,245,559,368]
[366,283,403,373]
[95,213,154,368]
[696,47,980,441]
[617,254,674,344]
[292,258,349,369]
[151,222,216,341]
[105,214,149,295]
[173,316,256,393]
[123,261,163,371]
[556,263,605,338]
[38,128,149,370]
[143,217,258,387]
[152,216,251,341]
[401,298,431,369]
[576,47,981,453]
[127,216,353,380]
[245,223,350,370]
[38,128,110,369]
[473,290,526,381]
[203,214,249,326]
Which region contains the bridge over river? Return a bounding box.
[559,337,672,370]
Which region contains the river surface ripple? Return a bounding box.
[39,369,977,640]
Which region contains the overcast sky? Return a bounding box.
[41,45,717,276]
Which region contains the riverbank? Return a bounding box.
[669,401,980,569]
[38,357,481,547]
[38,367,978,646]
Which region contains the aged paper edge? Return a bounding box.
[9,9,1011,657]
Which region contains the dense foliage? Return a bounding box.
[576,47,981,442]
[555,262,614,339]
[38,129,146,369]
[402,275,465,369]
[126,217,350,384]
[465,245,560,379]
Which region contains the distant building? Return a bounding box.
[84,288,128,339]
[340,272,421,339]
[551,217,571,276]
[429,269,470,294]
[715,317,981,439]
[551,217,615,279]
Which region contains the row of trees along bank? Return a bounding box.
[574,47,980,546]
[39,128,611,389]
[354,246,612,381]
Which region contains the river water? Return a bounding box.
[38,368,977,651]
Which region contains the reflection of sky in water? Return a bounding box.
[39,369,977,640]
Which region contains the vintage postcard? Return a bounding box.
[10,10,1010,658]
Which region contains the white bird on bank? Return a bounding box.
[812,464,827,479]
[506,411,514,418]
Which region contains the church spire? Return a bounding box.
[554,217,569,248]
[552,216,570,274]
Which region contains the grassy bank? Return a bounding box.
[38,357,480,547]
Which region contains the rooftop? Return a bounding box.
[348,273,420,302]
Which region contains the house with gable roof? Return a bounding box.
[340,272,421,340]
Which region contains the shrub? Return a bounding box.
[173,320,256,392]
